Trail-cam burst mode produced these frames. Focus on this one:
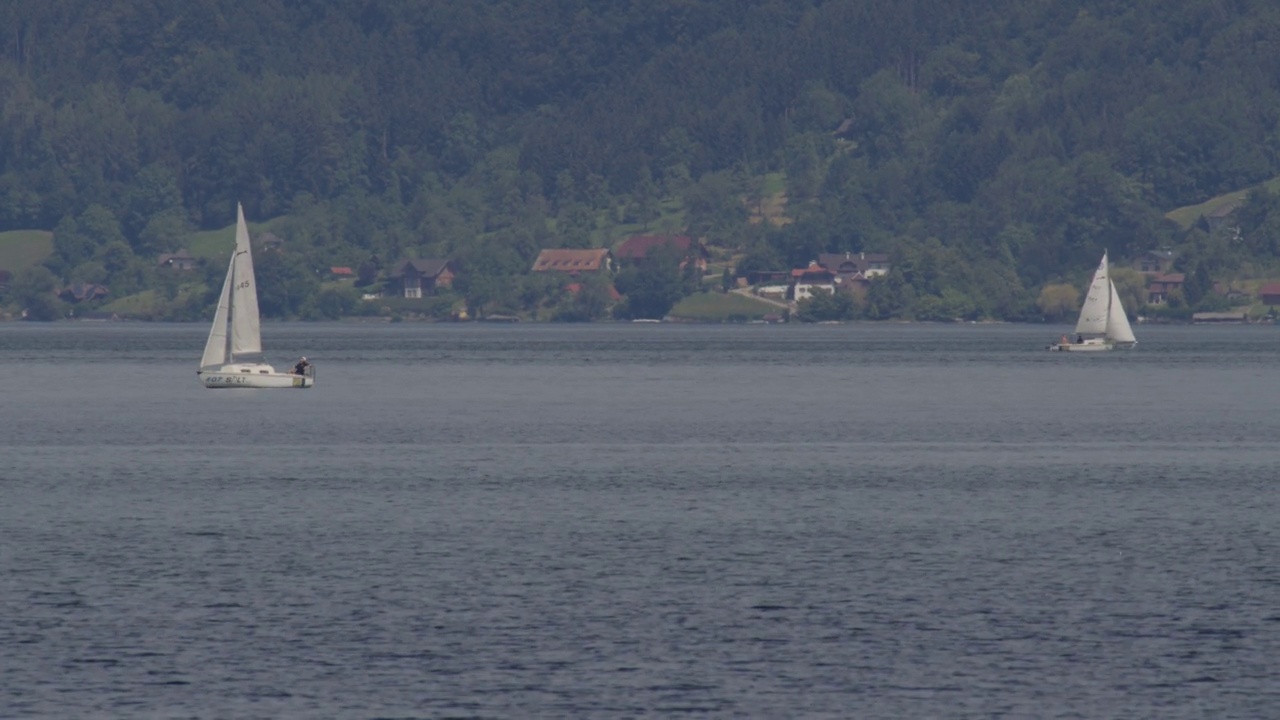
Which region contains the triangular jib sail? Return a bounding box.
[199,255,233,369]
[1106,277,1136,344]
[199,204,264,369]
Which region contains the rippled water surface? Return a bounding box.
[2,322,1279,718]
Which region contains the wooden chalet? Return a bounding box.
[1259,282,1280,306]
[157,249,197,271]
[390,259,454,298]
[1133,249,1177,275]
[817,251,890,279]
[59,283,109,302]
[614,235,709,272]
[1146,273,1185,305]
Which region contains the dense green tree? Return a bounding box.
[553,271,614,322]
[796,288,855,322]
[9,266,64,320]
[614,245,686,320]
[47,217,94,275]
[1037,283,1080,322]
[5,0,1280,321]
[863,267,910,320]
[315,285,360,319]
[122,163,183,242]
[254,251,320,318]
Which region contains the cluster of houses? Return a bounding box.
[1134,249,1184,305]
[1131,248,1252,306]
[376,234,708,300]
[17,229,1280,322]
[744,252,891,303]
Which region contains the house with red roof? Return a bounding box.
[1146,273,1185,305]
[531,248,614,275]
[790,262,836,301]
[329,266,355,280]
[565,282,624,302]
[1259,282,1280,306]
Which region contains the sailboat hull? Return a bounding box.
[1048,339,1136,352]
[198,364,313,389]
[1049,340,1113,352]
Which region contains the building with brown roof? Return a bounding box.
[254,231,285,253]
[614,235,708,271]
[157,249,197,271]
[1259,282,1280,305]
[817,251,890,279]
[531,248,613,275]
[1200,202,1240,233]
[1133,249,1177,275]
[390,259,454,298]
[565,282,624,302]
[59,283,109,302]
[1146,273,1185,305]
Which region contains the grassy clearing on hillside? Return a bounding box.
[100,289,160,314]
[0,230,53,272]
[748,172,790,226]
[669,291,782,321]
[1165,176,1280,229]
[187,216,289,259]
[760,172,786,196]
[597,199,688,247]
[187,226,236,259]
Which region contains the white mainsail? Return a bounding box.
[1074,253,1111,335]
[227,204,263,359]
[1106,276,1136,344]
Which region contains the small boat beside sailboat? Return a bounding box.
[1049,251,1136,352]
[197,204,314,388]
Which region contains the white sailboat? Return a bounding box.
[197,204,314,388]
[1049,251,1137,352]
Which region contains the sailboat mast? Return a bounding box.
[225,253,235,363]
[1104,280,1111,336]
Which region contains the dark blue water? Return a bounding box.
[2,322,1278,718]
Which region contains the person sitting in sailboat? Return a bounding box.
[293,357,310,375]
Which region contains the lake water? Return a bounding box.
[2,322,1278,718]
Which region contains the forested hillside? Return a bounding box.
[4,0,1280,320]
